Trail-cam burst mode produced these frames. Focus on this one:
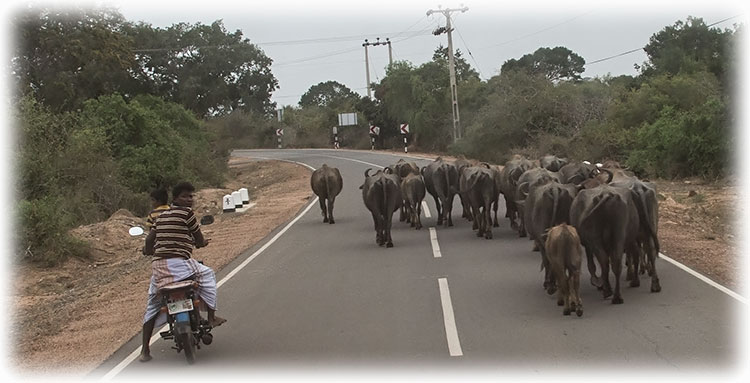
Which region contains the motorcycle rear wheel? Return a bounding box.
[179,332,196,364]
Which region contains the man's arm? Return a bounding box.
[193,229,210,248]
[143,229,156,256]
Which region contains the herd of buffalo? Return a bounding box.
[309,155,662,317]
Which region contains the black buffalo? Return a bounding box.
[422,157,459,227]
[360,168,403,247]
[310,164,343,224]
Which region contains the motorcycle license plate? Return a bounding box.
[167,299,194,315]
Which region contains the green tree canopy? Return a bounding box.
[12,6,136,112]
[640,16,738,87]
[299,81,361,109]
[123,20,279,117]
[501,46,586,82]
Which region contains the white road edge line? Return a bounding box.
[659,252,747,304]
[438,278,463,357]
[422,201,432,218]
[101,158,318,381]
[429,227,442,258]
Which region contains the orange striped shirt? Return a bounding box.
[153,206,200,260]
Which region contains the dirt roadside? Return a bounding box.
[10,159,313,376]
[8,152,741,377]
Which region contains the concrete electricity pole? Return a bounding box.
[427,6,468,142]
[363,38,393,99]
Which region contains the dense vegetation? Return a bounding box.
[12,7,739,265]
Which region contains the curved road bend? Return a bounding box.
[94,148,744,378]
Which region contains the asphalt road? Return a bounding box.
[94,149,745,379]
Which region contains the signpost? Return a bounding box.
[400,123,410,153]
[369,125,380,150]
[332,126,340,149]
[276,128,284,149]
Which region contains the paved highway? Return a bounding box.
[94,149,745,379]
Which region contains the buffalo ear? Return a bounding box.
[359,184,364,190]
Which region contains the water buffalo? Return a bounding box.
[310,164,343,224]
[401,173,426,230]
[390,160,419,223]
[544,224,584,317]
[360,168,402,247]
[559,161,600,185]
[498,156,535,230]
[514,167,562,238]
[540,155,569,172]
[608,175,662,293]
[456,165,497,239]
[521,181,579,292]
[570,184,640,304]
[422,157,459,227]
[454,156,476,221]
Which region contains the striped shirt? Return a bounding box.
[146,204,171,230]
[153,206,200,260]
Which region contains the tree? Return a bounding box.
[501,46,585,83]
[640,16,737,87]
[122,20,279,117]
[299,81,361,109]
[11,6,137,112]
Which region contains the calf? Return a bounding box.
[401,173,426,230]
[544,224,584,317]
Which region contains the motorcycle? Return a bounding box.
[130,214,215,364]
[157,277,213,364]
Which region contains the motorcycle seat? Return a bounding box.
[159,280,197,293]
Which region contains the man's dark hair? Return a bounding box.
[172,182,195,201]
[150,188,168,205]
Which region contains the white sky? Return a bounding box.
[6,0,743,107]
[95,0,746,107]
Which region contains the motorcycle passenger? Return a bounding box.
[139,181,227,362]
[145,187,170,231]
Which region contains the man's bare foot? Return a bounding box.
[139,351,152,362]
[209,316,227,327]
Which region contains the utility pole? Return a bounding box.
[363,40,372,98]
[363,38,393,99]
[427,6,468,142]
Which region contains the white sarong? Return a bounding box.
[143,257,218,324]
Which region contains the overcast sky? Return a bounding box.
[4,0,748,108]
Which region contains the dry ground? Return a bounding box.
[8,153,742,377]
[10,159,312,377]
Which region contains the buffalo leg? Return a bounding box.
[645,237,662,292]
[584,245,603,289]
[610,252,624,304]
[371,212,384,246]
[570,269,583,317]
[319,198,328,223]
[415,200,423,230]
[492,196,500,227]
[327,197,336,224]
[433,195,443,226]
[483,201,493,239]
[445,194,455,227]
[597,249,613,299]
[384,211,395,248]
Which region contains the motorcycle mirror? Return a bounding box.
[129,226,145,236]
[200,215,215,225]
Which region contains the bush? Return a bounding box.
[16,197,90,266]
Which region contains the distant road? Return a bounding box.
[94,149,744,379]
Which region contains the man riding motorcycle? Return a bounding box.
[139,181,226,362]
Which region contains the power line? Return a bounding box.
[452,20,484,79]
[585,14,744,67]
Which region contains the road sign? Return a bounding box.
[338,113,358,126]
[276,128,284,136]
[400,123,409,134]
[369,125,380,136]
